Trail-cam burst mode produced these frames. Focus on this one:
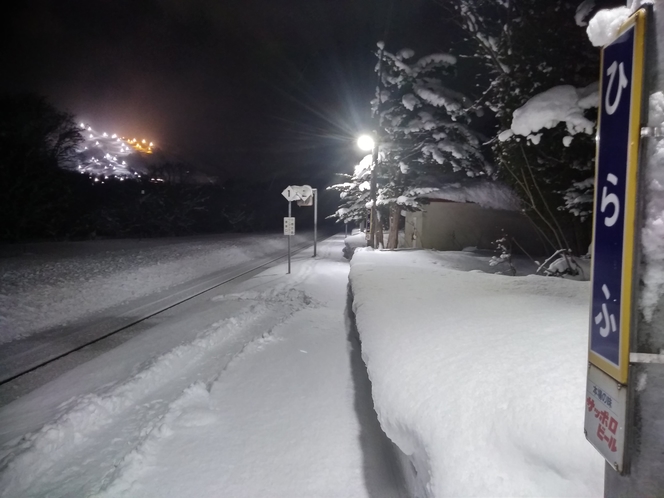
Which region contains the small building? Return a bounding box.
[401,182,546,255]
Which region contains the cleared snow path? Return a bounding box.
[0,236,405,497]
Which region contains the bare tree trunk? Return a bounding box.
[369,205,377,248]
[387,203,400,249]
[374,210,384,248]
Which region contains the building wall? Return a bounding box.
[403,201,546,255]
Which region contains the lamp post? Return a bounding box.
[357,133,379,248]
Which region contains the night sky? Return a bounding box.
[1,0,452,182]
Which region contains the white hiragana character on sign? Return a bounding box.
[605,60,628,115]
[601,173,620,227]
[595,284,617,338]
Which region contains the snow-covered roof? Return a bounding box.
[415,181,522,211]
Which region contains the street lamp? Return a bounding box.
[356,133,379,248]
[357,134,375,152]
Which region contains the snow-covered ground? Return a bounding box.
[0,236,404,497]
[349,248,604,497]
[0,233,309,343]
[0,234,605,497]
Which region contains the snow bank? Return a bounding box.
[343,232,367,259]
[349,249,603,497]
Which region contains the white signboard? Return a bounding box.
[282,185,312,202]
[283,217,295,236]
[282,187,299,202]
[584,364,628,472]
[297,195,313,206]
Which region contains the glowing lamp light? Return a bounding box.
[357,134,375,151]
[80,123,85,129]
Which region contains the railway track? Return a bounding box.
[0,240,315,389]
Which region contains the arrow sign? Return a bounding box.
[282,187,299,202]
[282,185,313,202]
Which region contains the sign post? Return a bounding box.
[586,7,647,477]
[313,188,318,257]
[283,204,294,274]
[282,185,316,273]
[294,185,317,257]
[282,186,301,274]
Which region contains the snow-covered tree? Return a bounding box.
[328,154,373,224]
[370,44,492,248]
[443,0,606,254]
[0,93,84,240]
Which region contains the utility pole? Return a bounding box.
[369,137,379,249]
[368,39,386,250]
[604,2,664,495]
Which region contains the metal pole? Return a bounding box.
[288,201,291,274]
[369,140,378,248]
[313,188,318,257]
[605,3,664,496]
[345,222,348,238]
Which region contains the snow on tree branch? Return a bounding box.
[575,0,596,27]
[499,83,599,145]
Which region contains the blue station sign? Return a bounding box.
[589,10,646,384]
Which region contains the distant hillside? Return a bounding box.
[71,123,216,184]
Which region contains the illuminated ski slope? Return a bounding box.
[74,123,155,181]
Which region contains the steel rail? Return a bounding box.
[0,240,317,387]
